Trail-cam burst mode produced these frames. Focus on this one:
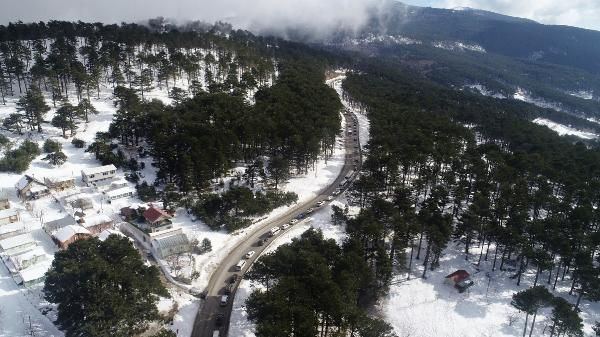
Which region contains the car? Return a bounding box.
[245,251,256,259]
[257,239,265,246]
[220,295,229,306]
[215,314,224,326]
[316,201,325,207]
[281,223,290,230]
[327,196,334,201]
[229,274,239,284]
[306,208,314,214]
[297,213,305,219]
[290,219,299,224]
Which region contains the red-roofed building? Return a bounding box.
[445,270,474,293]
[142,206,173,233]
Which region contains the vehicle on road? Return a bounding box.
[269,227,280,237]
[235,260,246,271]
[316,201,324,207]
[220,295,229,306]
[257,238,265,246]
[229,274,239,284]
[327,196,334,201]
[306,208,314,213]
[290,219,299,224]
[245,251,255,259]
[281,223,290,230]
[215,314,224,326]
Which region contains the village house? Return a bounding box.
[7,246,47,271]
[77,214,113,235]
[53,225,92,249]
[150,227,190,258]
[445,270,474,293]
[142,205,174,233]
[14,261,52,286]
[0,222,27,240]
[43,215,77,235]
[44,176,75,191]
[81,165,117,185]
[0,234,37,256]
[0,208,20,225]
[15,175,50,200]
[0,197,10,210]
[105,186,136,202]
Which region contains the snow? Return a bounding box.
[533,118,598,139]
[81,164,117,177]
[381,241,600,337]
[53,225,90,242]
[0,233,35,251]
[465,84,506,99]
[433,41,486,53]
[513,88,565,111]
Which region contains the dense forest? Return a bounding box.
[338,58,600,335]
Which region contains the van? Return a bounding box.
[269,227,280,237]
[235,260,246,271]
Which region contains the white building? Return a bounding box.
[150,228,190,258]
[0,208,19,226]
[0,222,27,240]
[0,234,36,256]
[104,186,135,202]
[7,246,47,271]
[81,165,117,185]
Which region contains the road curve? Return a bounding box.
[191,78,361,337]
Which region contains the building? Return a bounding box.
[53,225,92,249]
[7,246,47,271]
[150,228,190,258]
[44,176,75,191]
[0,208,20,225]
[445,270,474,293]
[15,175,50,200]
[14,261,52,286]
[105,186,135,202]
[142,206,173,233]
[43,215,77,234]
[77,214,113,235]
[0,234,36,256]
[81,165,117,185]
[0,222,27,240]
[120,207,138,221]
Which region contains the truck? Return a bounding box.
[269,227,280,237]
[235,259,246,271]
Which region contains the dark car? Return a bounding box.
[229,274,239,284]
[257,239,265,246]
[215,314,224,326]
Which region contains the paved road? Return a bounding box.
[191,101,361,336]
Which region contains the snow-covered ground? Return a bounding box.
[382,241,600,337]
[533,118,598,139]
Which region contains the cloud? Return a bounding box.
[434,0,600,30]
[0,0,385,39]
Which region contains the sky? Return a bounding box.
[0,0,598,32]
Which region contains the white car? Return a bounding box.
[281,223,290,230]
[245,251,256,259]
[327,196,334,201]
[316,201,325,207]
[306,208,314,214]
[290,219,299,224]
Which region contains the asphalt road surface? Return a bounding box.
[191,108,362,337]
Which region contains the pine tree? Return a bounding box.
[16,86,50,133]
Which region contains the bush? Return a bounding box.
[43,139,62,153]
[0,140,40,173]
[136,181,157,201]
[71,138,85,148]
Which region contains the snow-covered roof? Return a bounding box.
[17,261,52,283]
[105,186,135,198]
[0,222,26,235]
[45,176,75,184]
[0,208,18,219]
[0,233,35,250]
[8,246,47,269]
[81,165,117,176]
[98,229,125,241]
[53,225,91,242]
[15,176,30,190]
[153,232,189,250]
[79,214,112,228]
[44,215,76,233]
[29,184,49,193]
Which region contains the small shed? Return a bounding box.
[151,228,190,258]
[445,270,474,293]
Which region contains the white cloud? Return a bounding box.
[435,0,600,30]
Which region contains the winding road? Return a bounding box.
[191,77,361,337]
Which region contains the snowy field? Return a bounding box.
[382,241,600,337]
[533,117,598,139]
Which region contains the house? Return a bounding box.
[142,206,173,233]
[445,270,474,293]
[0,234,36,256]
[150,228,190,258]
[0,208,20,226]
[77,214,113,235]
[44,176,75,191]
[7,246,47,271]
[81,165,117,185]
[43,215,77,234]
[0,222,27,240]
[0,197,10,210]
[53,225,92,249]
[120,207,138,221]
[14,261,52,286]
[105,186,135,202]
[15,175,50,200]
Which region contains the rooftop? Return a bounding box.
[143,206,172,223]
[0,233,35,250]
[105,186,135,198]
[53,225,91,242]
[81,164,117,176]
[0,208,18,219]
[153,232,189,250]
